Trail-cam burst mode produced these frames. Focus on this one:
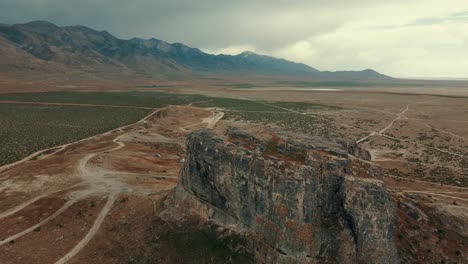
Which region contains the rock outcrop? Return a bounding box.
[165,128,397,263]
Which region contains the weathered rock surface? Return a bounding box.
[165,128,397,263]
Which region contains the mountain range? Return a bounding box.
[0,21,389,80]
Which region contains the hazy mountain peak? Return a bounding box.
[65,25,101,34]
[23,20,58,28]
[16,20,61,34]
[0,20,389,79]
[239,51,257,56]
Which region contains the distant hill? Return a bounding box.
[0,21,390,80]
[315,69,389,80]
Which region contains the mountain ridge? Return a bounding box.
[0,20,390,80]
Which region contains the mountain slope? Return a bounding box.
[314,69,389,80]
[0,21,185,76]
[0,21,389,79]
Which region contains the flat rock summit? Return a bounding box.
[164,128,397,263]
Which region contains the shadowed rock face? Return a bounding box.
[167,129,397,263]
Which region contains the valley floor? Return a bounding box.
[0,105,235,263]
[0,85,467,263]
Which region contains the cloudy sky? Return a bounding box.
[1,0,467,78]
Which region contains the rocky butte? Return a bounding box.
[163,128,398,263]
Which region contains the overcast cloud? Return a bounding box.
[1,0,467,78]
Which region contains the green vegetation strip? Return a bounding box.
[0,91,342,166]
[0,104,149,166]
[0,91,339,112]
[0,91,201,108]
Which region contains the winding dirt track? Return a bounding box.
[205,111,225,129]
[379,104,410,134]
[0,96,466,262]
[0,200,76,246]
[0,193,51,220]
[0,108,159,174]
[0,185,81,220]
[238,96,357,129]
[355,99,467,159]
[357,103,410,143]
[424,123,468,141]
[401,190,468,203]
[0,105,224,263]
[54,195,116,264]
[381,134,466,158]
[52,108,224,263]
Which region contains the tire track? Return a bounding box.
[0,200,75,246]
[400,190,468,204]
[0,105,212,262]
[54,195,116,264]
[0,184,83,220]
[0,109,161,174]
[0,194,50,220]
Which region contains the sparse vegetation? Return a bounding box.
[0,91,342,166]
[0,104,150,166]
[224,111,341,139]
[1,91,466,188]
[0,91,205,108]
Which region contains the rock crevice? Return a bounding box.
[166,129,397,263]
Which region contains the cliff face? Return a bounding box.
[166,128,397,263]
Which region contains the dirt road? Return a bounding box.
[357,103,410,143]
[0,108,161,174]
[54,195,116,264]
[0,105,222,263]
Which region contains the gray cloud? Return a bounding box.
[0,0,388,47]
[0,0,467,77]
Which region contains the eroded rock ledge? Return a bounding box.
[164,128,397,263]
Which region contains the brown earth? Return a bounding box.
[0,105,225,263]
[0,85,467,263]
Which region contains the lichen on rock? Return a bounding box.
[164,128,398,264]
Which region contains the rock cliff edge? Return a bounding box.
[164,128,397,263]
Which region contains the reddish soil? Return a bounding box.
[0,94,466,263]
[0,197,106,264]
[0,105,217,263]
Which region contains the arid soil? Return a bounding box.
[0,105,225,263]
[0,85,467,262]
[165,86,468,187]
